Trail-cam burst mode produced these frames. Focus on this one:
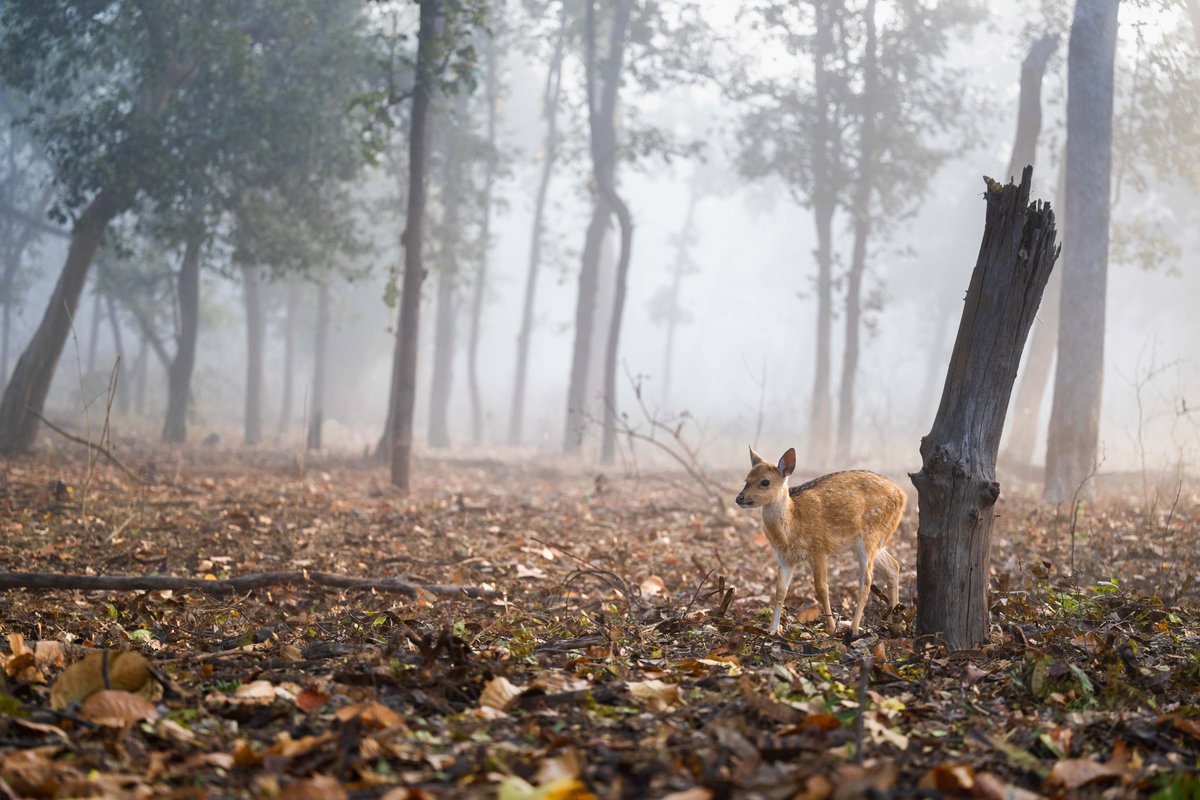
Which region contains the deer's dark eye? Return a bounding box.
[759,479,770,488]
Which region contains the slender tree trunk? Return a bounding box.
[277,280,297,439]
[241,264,264,446]
[510,5,566,446]
[1005,157,1066,467]
[835,0,878,465]
[162,230,203,444]
[307,282,330,451]
[661,188,699,408]
[104,294,128,414]
[595,0,634,465]
[0,188,124,455]
[388,0,439,490]
[1044,0,1119,503]
[466,25,499,446]
[807,0,836,470]
[567,0,631,457]
[911,168,1058,650]
[427,97,468,450]
[1006,34,1060,183]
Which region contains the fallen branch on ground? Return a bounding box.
[0,571,498,598]
[26,406,144,486]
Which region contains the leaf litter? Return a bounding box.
[0,448,1198,797]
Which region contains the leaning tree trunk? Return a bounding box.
[388,0,439,490]
[242,264,265,446]
[307,282,330,451]
[1044,0,1119,503]
[162,230,204,444]
[835,0,878,465]
[1005,34,1060,183]
[911,167,1058,650]
[509,3,567,446]
[0,183,55,393]
[0,188,124,455]
[466,24,499,446]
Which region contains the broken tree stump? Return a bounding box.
[910,166,1058,650]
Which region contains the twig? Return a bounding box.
[0,570,498,598]
[26,405,144,485]
[853,654,874,765]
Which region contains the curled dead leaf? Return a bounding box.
[917,764,974,792]
[627,679,683,712]
[79,689,158,727]
[973,772,1046,800]
[49,650,157,710]
[1047,742,1135,789]
[481,676,526,713]
[334,700,405,731]
[295,687,330,713]
[639,575,666,597]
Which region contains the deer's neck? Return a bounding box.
[761,490,795,551]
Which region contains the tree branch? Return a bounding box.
[0,570,499,598]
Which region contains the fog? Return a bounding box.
[3,0,1197,494]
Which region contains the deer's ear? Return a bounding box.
[778,448,796,478]
[749,446,766,467]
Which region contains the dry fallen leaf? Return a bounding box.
[278,775,348,800]
[639,575,667,597]
[973,772,1046,800]
[917,763,974,792]
[295,687,330,713]
[627,679,683,712]
[497,775,596,800]
[481,676,526,714]
[49,650,157,710]
[1047,742,1134,789]
[660,790,713,800]
[79,689,159,727]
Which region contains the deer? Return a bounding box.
[735,446,905,636]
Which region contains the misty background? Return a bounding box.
[2,0,1196,491]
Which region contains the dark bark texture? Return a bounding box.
[1044,0,1119,502]
[910,167,1058,650]
[0,188,123,454]
[596,0,634,465]
[1005,34,1060,183]
[162,231,203,444]
[389,0,439,490]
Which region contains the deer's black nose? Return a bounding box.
[735,493,745,505]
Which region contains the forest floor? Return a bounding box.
[0,443,1199,799]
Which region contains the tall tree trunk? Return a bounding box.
[388,0,439,490]
[1005,157,1066,467]
[1006,34,1060,182]
[104,294,128,414]
[0,187,124,455]
[807,0,836,470]
[661,187,699,408]
[0,183,55,394]
[466,24,499,446]
[835,0,878,465]
[566,0,631,457]
[427,96,468,450]
[912,168,1058,650]
[242,264,264,446]
[162,229,204,444]
[307,282,330,451]
[1044,0,1119,503]
[277,280,297,439]
[595,0,634,465]
[510,4,567,446]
